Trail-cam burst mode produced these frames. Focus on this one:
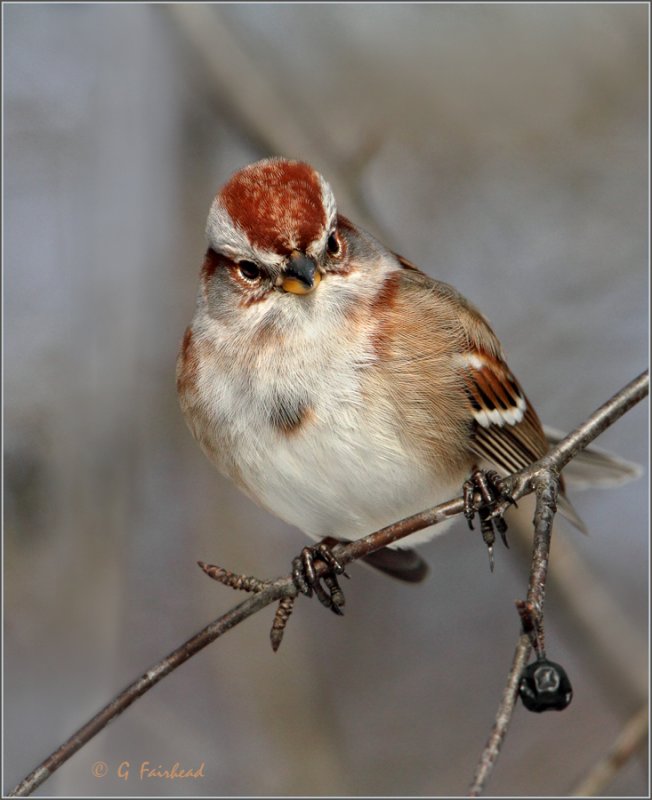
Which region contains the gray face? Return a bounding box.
[199,248,325,341]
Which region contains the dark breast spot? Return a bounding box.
[269,394,314,435]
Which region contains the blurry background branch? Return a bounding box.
[571,705,649,796]
[9,371,648,799]
[163,4,390,244]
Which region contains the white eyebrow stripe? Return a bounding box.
[205,199,284,267]
[318,173,337,230]
[300,174,337,258]
[206,199,244,252]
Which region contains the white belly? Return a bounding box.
[206,359,460,548]
[245,414,460,546]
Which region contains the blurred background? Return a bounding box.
[4,3,649,797]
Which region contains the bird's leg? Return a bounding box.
[463,468,516,570]
[292,537,349,615]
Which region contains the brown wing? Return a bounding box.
[460,350,550,476]
[377,262,582,526]
[368,263,544,473]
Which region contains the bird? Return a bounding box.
[177,157,638,612]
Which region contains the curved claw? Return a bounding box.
[495,516,510,549]
[487,494,518,521]
[292,542,348,615]
[315,542,347,576]
[464,468,514,569]
[292,554,312,597]
[321,574,345,614]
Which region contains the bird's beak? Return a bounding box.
[282,251,321,295]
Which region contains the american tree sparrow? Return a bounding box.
[177,158,637,612]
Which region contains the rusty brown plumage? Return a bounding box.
[220,160,326,255]
[176,326,199,398]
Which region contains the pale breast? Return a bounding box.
[180,264,477,547]
[184,319,463,547]
[243,400,463,546]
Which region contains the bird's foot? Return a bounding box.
[292,537,349,615]
[463,468,517,571]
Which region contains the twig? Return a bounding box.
[497,371,649,504]
[8,581,293,799]
[467,370,648,796]
[8,370,648,798]
[467,370,649,796]
[469,631,533,795]
[515,515,647,709]
[468,470,559,796]
[570,705,648,796]
[515,600,545,658]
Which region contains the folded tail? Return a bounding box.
[544,425,642,489]
[362,546,429,582]
[545,424,642,533]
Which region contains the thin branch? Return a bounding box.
[8,582,293,798]
[499,370,649,503]
[468,470,559,796]
[467,370,649,796]
[469,632,533,795]
[466,369,649,796]
[528,518,647,708]
[570,705,648,796]
[536,372,649,473]
[8,370,648,798]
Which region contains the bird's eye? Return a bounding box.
[238,260,261,281]
[327,232,341,257]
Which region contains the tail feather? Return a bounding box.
[362,546,429,582]
[557,493,589,534]
[543,424,642,534]
[544,425,642,490]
